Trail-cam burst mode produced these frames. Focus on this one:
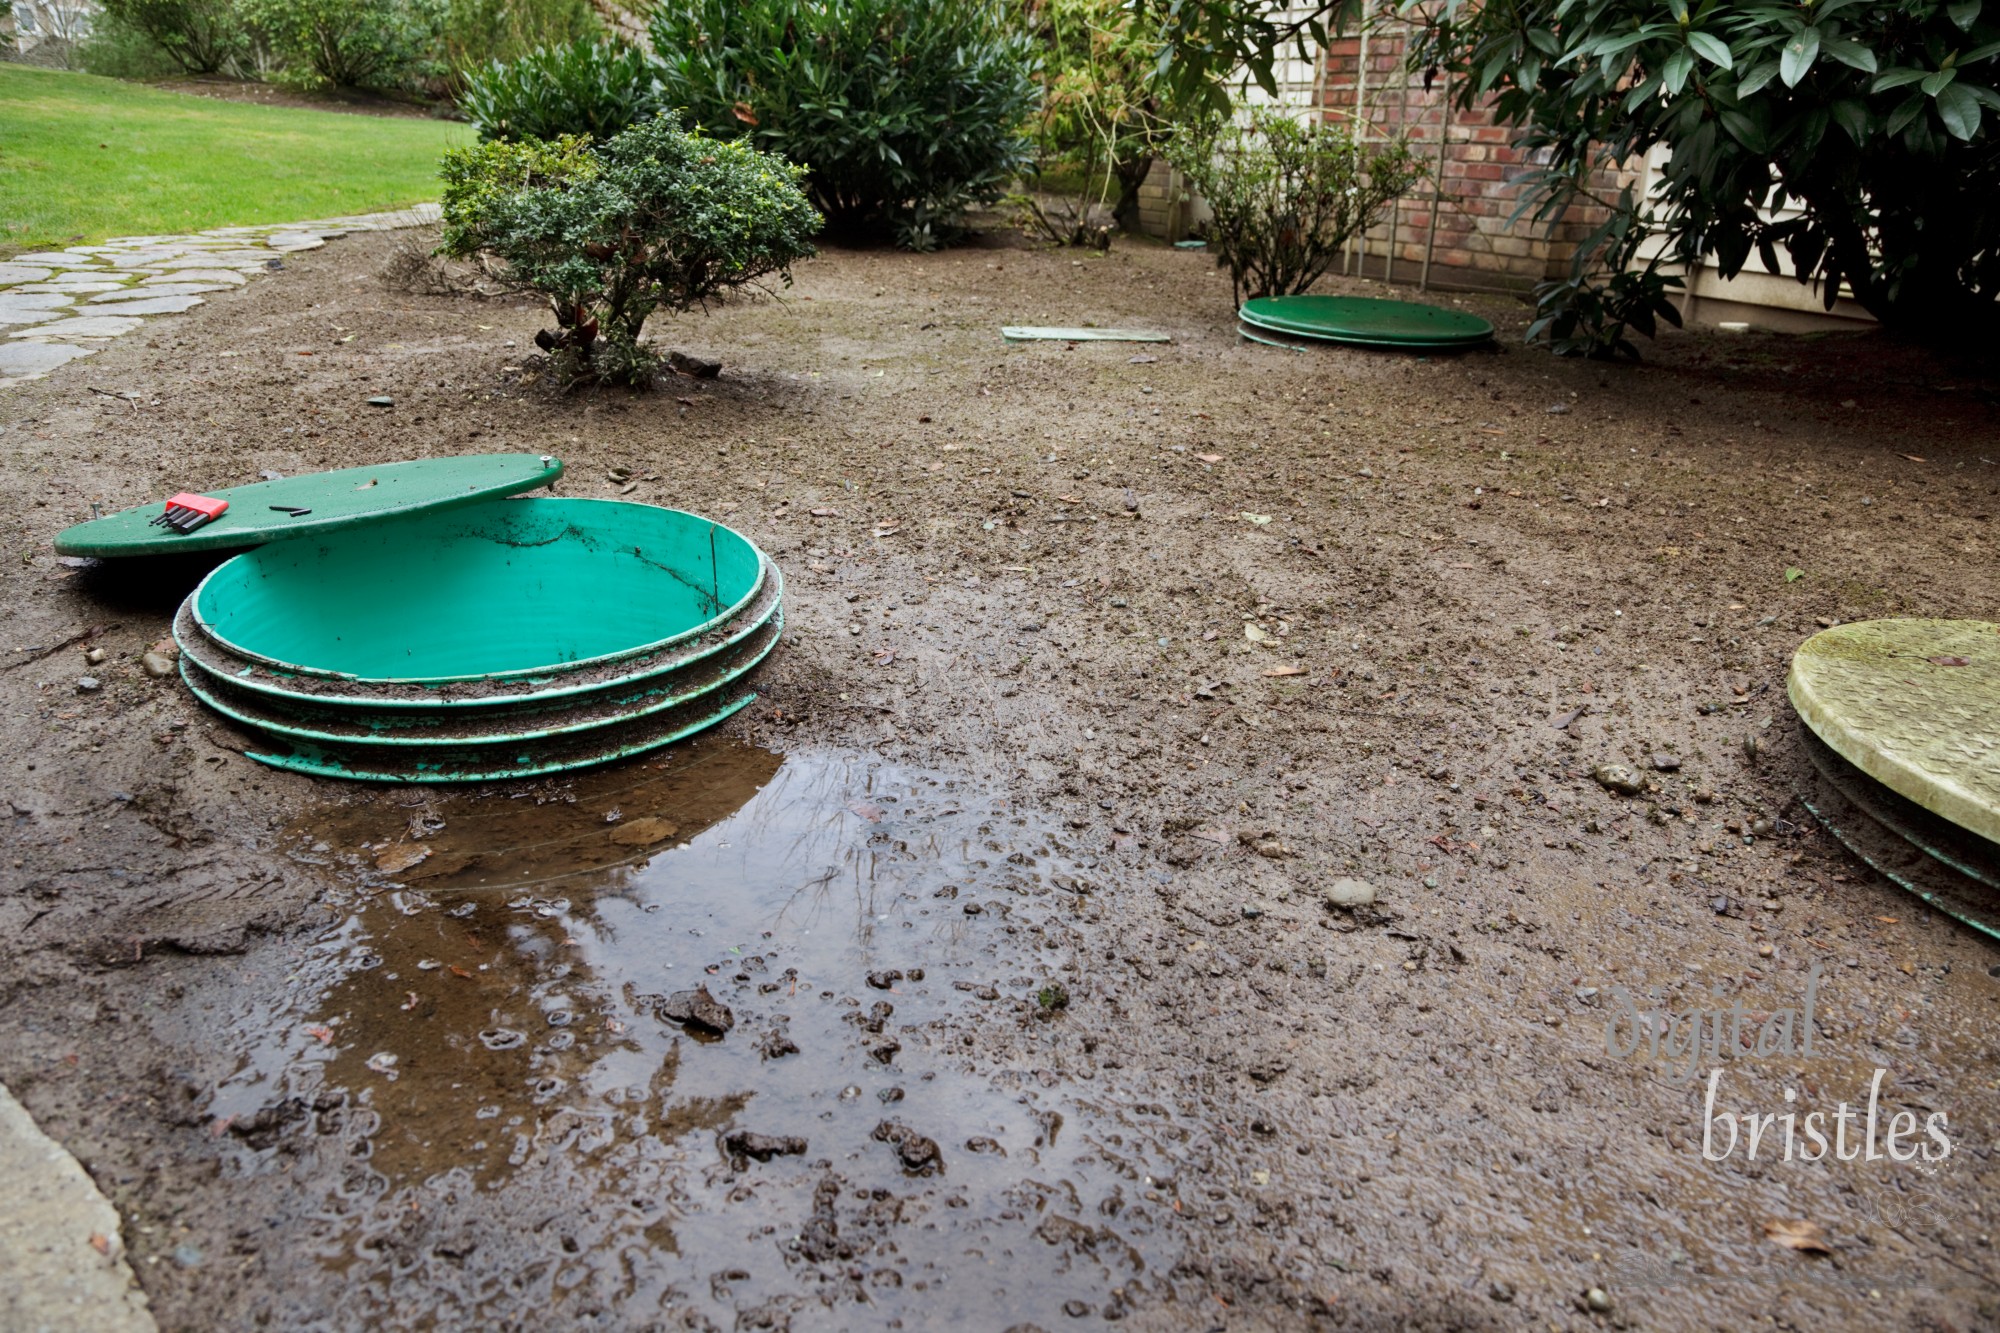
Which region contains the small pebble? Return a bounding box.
[366,395,394,407]
[1592,763,1644,795]
[83,646,106,665]
[1586,1287,1613,1313]
[1650,753,1681,772]
[141,651,175,678]
[76,676,100,692]
[1324,877,1377,909]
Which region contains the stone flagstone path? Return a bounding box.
[0,203,441,390]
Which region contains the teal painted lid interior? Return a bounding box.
[192,497,763,683]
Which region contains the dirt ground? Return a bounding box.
[149,76,445,119]
[4,225,2000,1331]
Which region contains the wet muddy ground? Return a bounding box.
[5,226,2000,1330]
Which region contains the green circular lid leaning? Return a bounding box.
[52,453,565,557]
[1238,295,1494,347]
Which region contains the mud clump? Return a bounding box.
[722,1130,808,1164]
[658,985,734,1035]
[757,1029,800,1059]
[795,1175,850,1263]
[871,1121,942,1175]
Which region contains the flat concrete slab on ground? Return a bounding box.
[0,1083,155,1333]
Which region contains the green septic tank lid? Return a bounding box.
[1238,295,1494,348]
[52,453,564,557]
[1789,618,2000,848]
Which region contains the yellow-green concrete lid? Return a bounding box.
[1788,618,2000,846]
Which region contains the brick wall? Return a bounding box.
[1317,17,1617,296]
[1134,16,1622,300]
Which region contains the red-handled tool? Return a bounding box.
[150,493,229,534]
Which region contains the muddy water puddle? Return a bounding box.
[182,742,1196,1328]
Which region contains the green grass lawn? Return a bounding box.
[0,64,467,254]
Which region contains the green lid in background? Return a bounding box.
[1239,295,1495,348]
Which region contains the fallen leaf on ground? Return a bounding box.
[609,816,679,847]
[376,843,432,874]
[1239,512,1272,525]
[89,1233,112,1256]
[1784,567,1804,582]
[449,965,474,979]
[1763,1219,1831,1255]
[402,852,476,880]
[1244,624,1275,644]
[304,1025,334,1044]
[1900,453,1926,463]
[847,801,885,822]
[1928,655,1971,667]
[1262,664,1308,677]
[1196,453,1223,463]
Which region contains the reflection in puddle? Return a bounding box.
[196,741,1187,1326]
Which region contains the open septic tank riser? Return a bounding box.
[78,474,1215,1320]
[166,495,786,782]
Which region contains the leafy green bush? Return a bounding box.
[93,0,243,73]
[242,0,444,91]
[459,38,658,142]
[1166,109,1423,303]
[1015,0,1183,243]
[439,0,597,81]
[438,116,822,386]
[649,0,1038,249]
[1148,0,2000,347]
[1400,0,2000,348]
